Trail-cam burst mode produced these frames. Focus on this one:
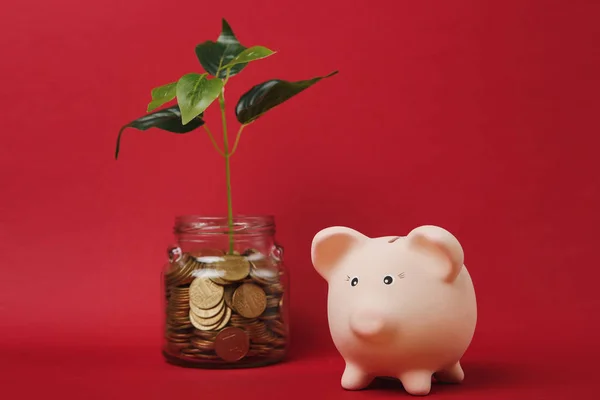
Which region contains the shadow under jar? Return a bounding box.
[161,215,290,369]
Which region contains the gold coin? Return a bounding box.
[189,275,224,310]
[214,255,250,282]
[213,306,232,330]
[194,263,231,285]
[232,283,267,318]
[189,248,225,259]
[189,310,216,331]
[190,303,226,327]
[190,299,223,319]
[190,306,232,331]
[209,276,232,285]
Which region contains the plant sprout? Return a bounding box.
[116,18,338,253]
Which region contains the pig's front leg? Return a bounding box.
[398,370,433,396]
[433,361,464,383]
[341,362,373,390]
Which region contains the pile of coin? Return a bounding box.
[162,248,288,366]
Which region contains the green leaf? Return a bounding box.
[176,73,223,125]
[235,71,339,124]
[147,82,177,112]
[115,105,204,159]
[221,46,275,70]
[195,18,248,79]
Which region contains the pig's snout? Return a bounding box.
[349,309,391,340]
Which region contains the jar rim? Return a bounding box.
[174,214,276,235]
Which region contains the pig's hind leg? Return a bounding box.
[398,370,433,396]
[433,361,464,383]
[341,362,374,390]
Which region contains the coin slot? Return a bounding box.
[388,237,401,243]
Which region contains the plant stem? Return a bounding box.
[229,124,246,157]
[218,88,234,254]
[202,125,225,157]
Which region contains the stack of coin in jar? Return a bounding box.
[162,248,288,366]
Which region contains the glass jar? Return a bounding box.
[161,215,290,368]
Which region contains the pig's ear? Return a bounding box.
[311,226,367,280]
[406,225,464,282]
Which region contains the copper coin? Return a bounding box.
[266,295,279,309]
[181,347,204,355]
[223,286,235,308]
[272,337,287,347]
[214,327,250,362]
[166,331,193,340]
[189,275,224,310]
[232,283,267,318]
[190,337,215,351]
[166,256,201,287]
[166,342,190,352]
[268,320,287,337]
[258,308,279,321]
[249,259,280,284]
[268,348,287,359]
[195,354,221,360]
[193,329,218,340]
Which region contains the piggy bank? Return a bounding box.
[311,225,477,396]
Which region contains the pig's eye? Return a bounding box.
[383,275,394,285]
[350,277,359,287]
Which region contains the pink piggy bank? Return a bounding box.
[311,225,477,396]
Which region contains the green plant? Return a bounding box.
[116,18,337,253]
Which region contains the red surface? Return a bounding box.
[1,0,599,398]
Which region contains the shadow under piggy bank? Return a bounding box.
[367,362,530,395]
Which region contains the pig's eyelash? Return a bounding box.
[398,272,406,279]
[345,275,350,281]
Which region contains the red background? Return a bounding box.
[1,0,599,398]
